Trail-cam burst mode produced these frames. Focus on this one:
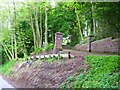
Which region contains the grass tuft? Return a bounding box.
[0,60,16,77]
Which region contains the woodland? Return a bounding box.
[0,1,120,88]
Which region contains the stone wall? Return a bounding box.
[75,44,88,51]
[75,37,120,53]
[110,38,120,53]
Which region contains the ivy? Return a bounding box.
[60,55,120,88]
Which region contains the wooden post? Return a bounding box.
[87,35,94,52]
[68,52,71,59]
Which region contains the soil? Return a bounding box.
[1,50,117,88]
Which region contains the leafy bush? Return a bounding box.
[47,58,55,63]
[35,48,42,54]
[60,55,120,88]
[44,43,54,52]
[0,48,8,64]
[80,38,87,45]
[0,60,16,77]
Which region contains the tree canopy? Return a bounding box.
[0,1,120,62]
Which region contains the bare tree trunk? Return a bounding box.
[40,5,42,47]
[85,19,88,37]
[30,9,36,50]
[11,34,14,59]
[1,43,12,60]
[92,2,96,34]
[75,7,83,41]
[34,3,41,48]
[8,3,14,59]
[45,4,48,47]
[13,1,17,60]
[4,43,14,59]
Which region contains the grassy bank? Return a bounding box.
[0,60,16,77]
[61,55,120,88]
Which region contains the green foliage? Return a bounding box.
[61,73,85,89]
[23,53,28,58]
[1,2,120,61]
[0,48,7,64]
[42,54,63,63]
[35,48,42,54]
[83,55,119,88]
[80,38,87,45]
[47,56,56,63]
[0,60,16,77]
[60,55,120,88]
[44,43,54,52]
[66,76,74,83]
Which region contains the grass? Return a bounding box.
[0,60,16,77]
[61,55,120,88]
[41,55,63,63]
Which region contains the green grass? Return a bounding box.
[0,60,16,77]
[41,55,63,63]
[61,55,120,88]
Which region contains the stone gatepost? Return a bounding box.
[87,35,94,52]
[53,32,63,54]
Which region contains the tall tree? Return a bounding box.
[13,1,17,60]
[45,3,48,47]
[92,2,96,34]
[34,2,41,48]
[39,5,43,47]
[75,4,83,41]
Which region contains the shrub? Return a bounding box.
[80,38,87,45]
[0,60,16,77]
[35,48,42,54]
[44,43,54,52]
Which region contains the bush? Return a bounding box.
[44,43,54,52]
[0,60,16,77]
[35,48,42,54]
[80,38,87,45]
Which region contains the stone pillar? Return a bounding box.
[87,35,93,52]
[53,32,63,54]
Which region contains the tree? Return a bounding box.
[45,3,48,47]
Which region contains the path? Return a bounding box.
[0,76,14,89]
[61,49,117,57]
[31,49,116,60]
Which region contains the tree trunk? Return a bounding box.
[11,34,14,59]
[34,3,41,48]
[75,7,83,41]
[92,2,96,34]
[8,3,14,59]
[4,43,14,59]
[39,5,42,47]
[30,9,36,50]
[13,1,17,60]
[1,43,12,60]
[85,18,88,37]
[45,4,48,47]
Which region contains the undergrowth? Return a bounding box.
[41,55,63,63]
[0,60,16,77]
[61,55,120,88]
